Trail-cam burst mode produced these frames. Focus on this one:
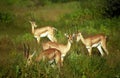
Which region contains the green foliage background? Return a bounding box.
[0,0,120,78]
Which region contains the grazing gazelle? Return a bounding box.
[75,32,109,56]
[23,44,63,68]
[42,34,73,62]
[29,21,57,43]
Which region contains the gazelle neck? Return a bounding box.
[80,33,86,45]
[32,26,35,34]
[64,40,71,55]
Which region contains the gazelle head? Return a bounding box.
[64,33,74,43]
[23,43,36,66]
[29,21,37,28]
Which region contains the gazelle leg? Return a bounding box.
[61,57,64,65]
[87,47,92,56]
[47,35,53,41]
[48,34,57,42]
[36,37,40,44]
[102,46,109,55]
[97,45,104,56]
[55,55,62,68]
[101,40,109,55]
[49,59,54,64]
[60,54,65,67]
[49,60,55,68]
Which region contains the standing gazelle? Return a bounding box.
[42,34,73,62]
[29,21,57,43]
[75,32,109,56]
[23,44,63,68]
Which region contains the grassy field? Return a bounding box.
[0,0,120,78]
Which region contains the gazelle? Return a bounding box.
[29,21,57,43]
[23,44,63,68]
[75,32,109,56]
[42,34,73,62]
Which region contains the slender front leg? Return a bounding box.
[36,37,40,44]
[101,40,109,55]
[48,34,57,42]
[97,45,104,56]
[87,47,92,56]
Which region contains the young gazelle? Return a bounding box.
[29,21,57,43]
[23,44,63,68]
[75,32,109,56]
[42,34,73,62]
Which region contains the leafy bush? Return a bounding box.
[0,0,120,78]
[0,12,15,23]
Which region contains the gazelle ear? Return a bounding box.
[64,33,69,38]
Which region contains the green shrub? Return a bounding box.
[0,1,120,78]
[0,12,15,23]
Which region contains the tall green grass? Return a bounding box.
[0,0,120,78]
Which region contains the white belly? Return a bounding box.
[40,32,48,37]
[48,59,54,64]
[86,42,101,48]
[92,42,101,47]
